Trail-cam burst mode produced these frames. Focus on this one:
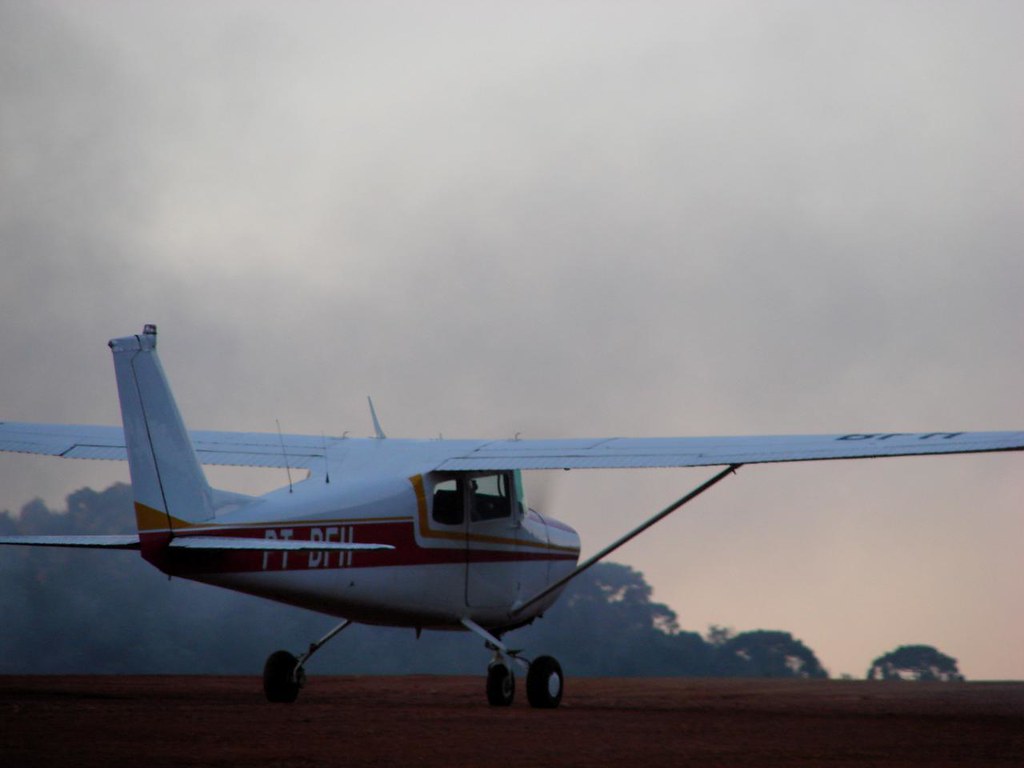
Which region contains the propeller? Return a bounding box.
[524,470,566,517]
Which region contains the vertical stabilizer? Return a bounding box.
[109,325,215,533]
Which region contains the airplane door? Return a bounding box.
[464,472,522,609]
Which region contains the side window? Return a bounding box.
[470,474,512,521]
[432,478,463,526]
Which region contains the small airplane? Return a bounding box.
[1,325,1022,707]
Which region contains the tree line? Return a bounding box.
[0,484,960,680]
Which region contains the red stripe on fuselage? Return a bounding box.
[151,519,577,577]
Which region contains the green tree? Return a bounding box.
[705,624,735,648]
[517,561,712,676]
[867,645,964,681]
[712,630,828,678]
[1,483,828,679]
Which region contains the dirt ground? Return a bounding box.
[2,676,1022,767]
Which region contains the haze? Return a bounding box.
[1,1,1021,679]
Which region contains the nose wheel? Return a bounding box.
[462,618,563,708]
[486,662,515,706]
[484,655,564,708]
[525,655,563,709]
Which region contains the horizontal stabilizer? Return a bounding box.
[0,534,393,553]
[167,537,394,552]
[0,534,141,549]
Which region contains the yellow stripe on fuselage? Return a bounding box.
[410,475,579,554]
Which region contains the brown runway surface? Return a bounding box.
[2,676,1022,767]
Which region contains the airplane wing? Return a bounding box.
[0,422,328,469]
[433,431,1024,471]
[4,421,1024,473]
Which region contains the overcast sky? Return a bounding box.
[2,1,1022,679]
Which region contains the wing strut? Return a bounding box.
[512,463,742,618]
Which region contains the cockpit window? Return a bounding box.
[470,474,512,521]
[432,478,462,526]
[431,473,519,526]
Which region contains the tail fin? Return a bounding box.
[109,325,215,534]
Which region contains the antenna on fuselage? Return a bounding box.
[321,431,330,484]
[276,419,293,493]
[367,396,386,439]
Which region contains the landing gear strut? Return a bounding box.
[263,619,352,703]
[463,618,563,708]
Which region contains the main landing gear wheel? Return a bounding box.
[263,650,304,703]
[486,662,515,707]
[526,655,563,709]
[262,619,351,703]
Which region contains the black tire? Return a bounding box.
[486,662,515,707]
[263,650,301,703]
[526,655,563,709]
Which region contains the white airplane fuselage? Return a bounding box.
[143,465,580,633]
